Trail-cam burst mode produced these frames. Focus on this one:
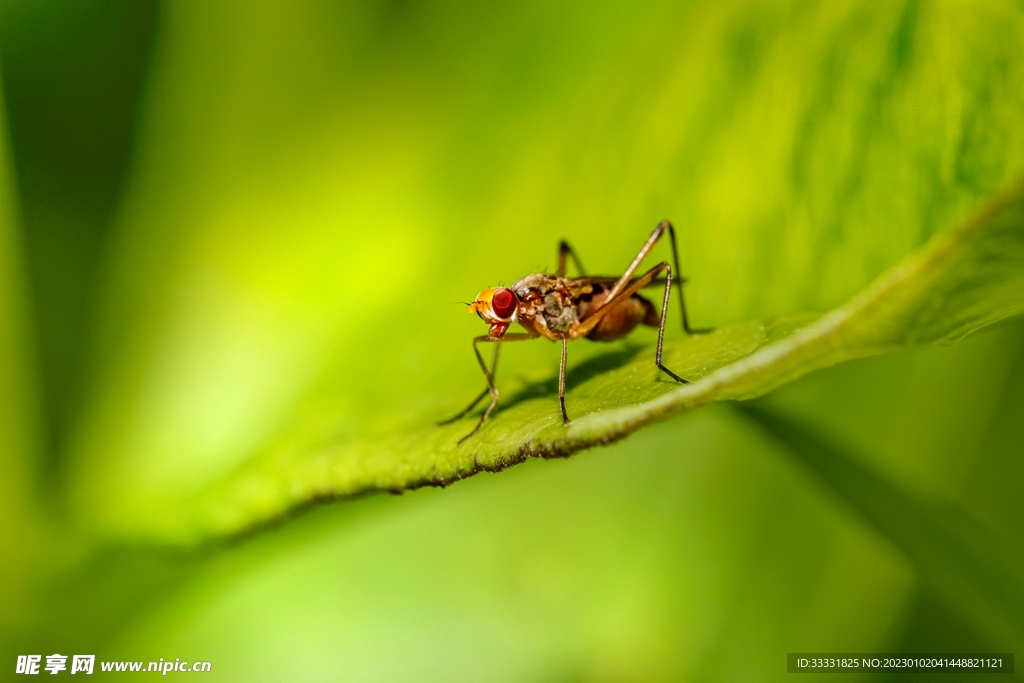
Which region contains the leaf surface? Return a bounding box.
[124,183,1024,542]
[51,1,1024,544]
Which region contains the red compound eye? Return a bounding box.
[491,288,517,318]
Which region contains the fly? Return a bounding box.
[440,220,702,444]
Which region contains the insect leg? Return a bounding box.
[656,264,688,383]
[607,219,704,334]
[436,343,499,426]
[559,337,570,424]
[454,333,536,444]
[571,262,688,384]
[556,240,587,277]
[577,259,688,385]
[575,262,669,336]
[660,219,711,334]
[605,222,665,300]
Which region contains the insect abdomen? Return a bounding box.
[583,294,657,341]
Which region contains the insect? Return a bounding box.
[440,219,701,444]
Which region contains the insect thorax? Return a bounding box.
[512,273,581,337]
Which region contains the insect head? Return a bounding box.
[469,286,519,338]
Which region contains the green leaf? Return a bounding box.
[102,412,917,680]
[58,1,1024,544]
[102,181,1024,543]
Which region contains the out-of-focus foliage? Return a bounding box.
[742,399,1024,665]
[2,0,1024,681]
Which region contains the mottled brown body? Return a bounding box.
[511,274,659,342]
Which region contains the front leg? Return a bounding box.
[436,345,497,426]
[450,333,535,444]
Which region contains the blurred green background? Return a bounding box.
[2,0,1023,680]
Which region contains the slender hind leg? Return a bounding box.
[607,219,707,334]
[574,260,689,385]
[655,265,688,383]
